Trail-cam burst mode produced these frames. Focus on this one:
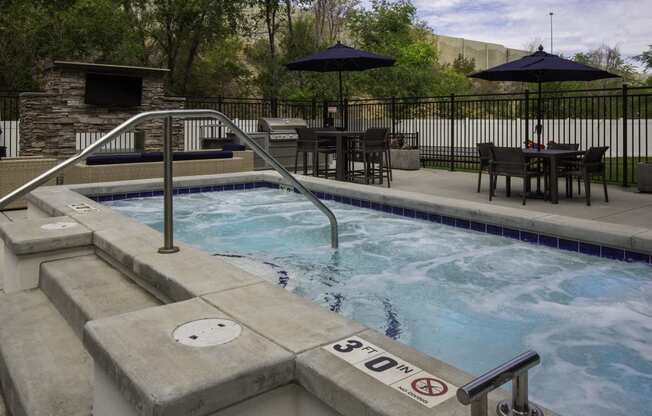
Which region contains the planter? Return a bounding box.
[390,148,420,170]
[638,163,652,193]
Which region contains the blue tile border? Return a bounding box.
[91,180,652,266]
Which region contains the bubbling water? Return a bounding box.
[106,189,652,416]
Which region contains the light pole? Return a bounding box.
[549,12,554,53]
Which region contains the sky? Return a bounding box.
[363,0,651,63]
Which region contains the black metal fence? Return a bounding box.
[186,86,651,185]
[345,86,652,186]
[3,87,651,186]
[0,93,20,157]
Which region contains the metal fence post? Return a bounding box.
[343,98,349,130]
[158,116,180,254]
[390,97,396,133]
[524,89,530,145]
[217,96,224,138]
[312,97,317,126]
[450,93,455,171]
[322,100,329,127]
[271,97,278,117]
[622,84,628,187]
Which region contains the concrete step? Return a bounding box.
[0,289,93,416]
[41,254,160,339]
[0,388,7,416]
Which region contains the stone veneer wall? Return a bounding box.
[19,64,185,158]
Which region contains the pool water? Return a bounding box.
[105,189,652,416]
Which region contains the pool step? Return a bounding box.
[41,254,160,339]
[0,255,161,416]
[0,388,7,416]
[0,289,93,416]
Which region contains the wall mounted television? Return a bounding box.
[85,73,143,107]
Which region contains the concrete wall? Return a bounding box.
[433,34,529,71]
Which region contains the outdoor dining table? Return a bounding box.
[523,148,585,204]
[314,130,364,181]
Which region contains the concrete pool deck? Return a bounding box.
[390,168,652,229]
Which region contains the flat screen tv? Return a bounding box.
[85,73,143,107]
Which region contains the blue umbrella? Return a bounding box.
[469,45,619,147]
[286,41,395,109]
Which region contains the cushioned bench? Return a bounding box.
[86,150,234,166]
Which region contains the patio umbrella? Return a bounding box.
[468,45,619,148]
[286,41,395,112]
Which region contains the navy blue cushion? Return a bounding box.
[222,143,246,151]
[86,153,143,165]
[141,152,163,162]
[173,151,233,161]
[86,151,234,165]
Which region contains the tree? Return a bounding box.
[128,0,246,94]
[0,0,140,90]
[634,45,652,73]
[347,0,471,98]
[452,54,475,75]
[313,0,358,45]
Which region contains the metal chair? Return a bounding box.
[564,146,609,206]
[294,127,336,177]
[347,128,390,187]
[489,147,543,205]
[476,142,494,192]
[547,142,581,197]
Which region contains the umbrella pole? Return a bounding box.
[537,81,542,150]
[339,70,344,129]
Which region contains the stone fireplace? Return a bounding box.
[19,61,184,158]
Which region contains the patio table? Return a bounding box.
[314,130,364,181]
[523,149,585,204]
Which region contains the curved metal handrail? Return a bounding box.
[0,109,339,249]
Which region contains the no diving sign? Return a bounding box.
[323,336,457,408]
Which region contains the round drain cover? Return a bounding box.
[40,222,78,231]
[172,318,242,347]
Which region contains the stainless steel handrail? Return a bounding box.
[0,109,339,249]
[457,350,544,416]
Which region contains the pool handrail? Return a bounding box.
[0,109,339,249]
[456,350,544,416]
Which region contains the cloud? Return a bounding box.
[362,0,652,60]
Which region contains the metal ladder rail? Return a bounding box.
[457,350,544,416]
[0,109,339,249]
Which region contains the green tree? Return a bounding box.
[452,53,476,75]
[347,0,471,98]
[634,45,652,73]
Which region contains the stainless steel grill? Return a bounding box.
[228,117,309,170]
[258,117,308,141]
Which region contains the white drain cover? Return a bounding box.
[40,222,79,231]
[173,318,242,347]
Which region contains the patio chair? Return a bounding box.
[347,128,390,187]
[547,142,582,197]
[476,142,494,192]
[294,127,337,177]
[563,146,609,206]
[489,147,543,205]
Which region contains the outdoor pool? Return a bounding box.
[105,188,652,416]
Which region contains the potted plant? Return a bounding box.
[389,134,420,170]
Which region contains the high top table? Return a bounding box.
[314,130,364,181]
[523,149,585,204]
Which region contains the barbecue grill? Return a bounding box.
[229,117,310,170]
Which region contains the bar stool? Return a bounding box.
[347,128,390,187]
